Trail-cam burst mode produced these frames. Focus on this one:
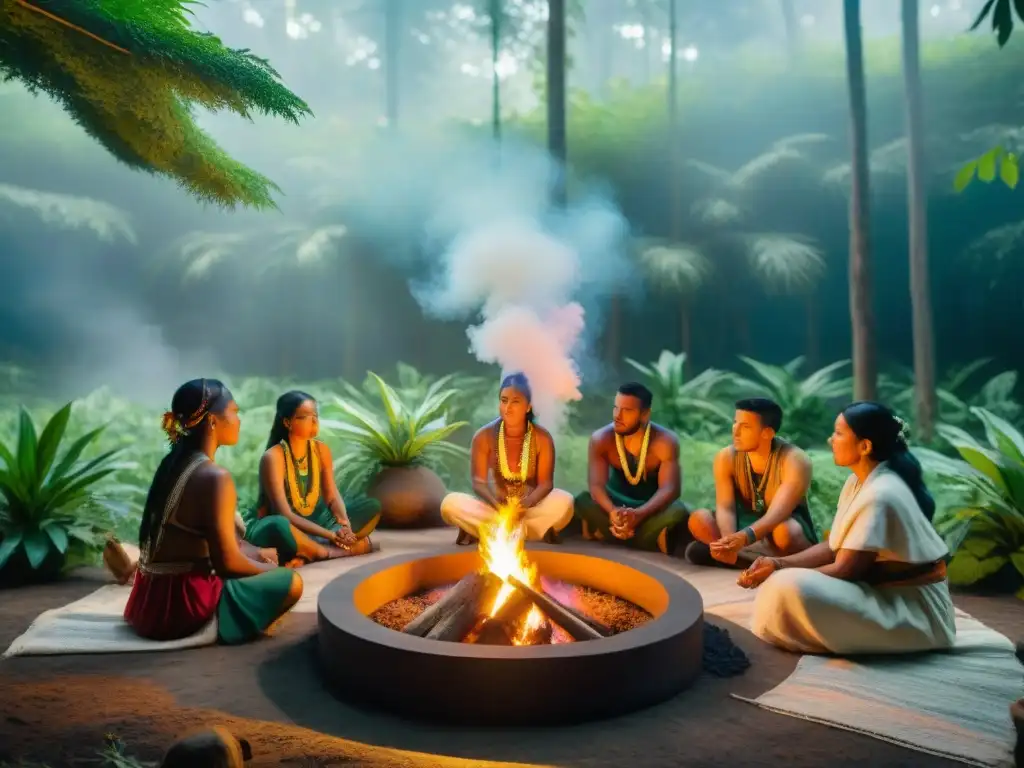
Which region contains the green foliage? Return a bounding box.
[917,407,1024,595]
[954,145,1020,192]
[728,357,853,448]
[624,351,733,440]
[0,0,311,209]
[879,358,1021,441]
[971,0,1022,47]
[0,402,138,580]
[322,371,470,489]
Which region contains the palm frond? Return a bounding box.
[637,240,711,294]
[0,183,135,243]
[731,146,808,188]
[690,197,743,225]
[743,234,825,294]
[964,220,1024,267]
[770,133,832,153]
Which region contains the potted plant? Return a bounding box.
[323,372,469,528]
[0,402,136,587]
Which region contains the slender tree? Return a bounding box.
[384,0,402,129]
[901,0,937,441]
[547,0,567,207]
[842,0,877,400]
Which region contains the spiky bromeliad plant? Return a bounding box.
[322,372,469,527]
[0,0,312,209]
[0,402,136,585]
[917,407,1024,597]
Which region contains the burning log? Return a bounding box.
[425,573,502,642]
[520,618,553,646]
[403,572,492,637]
[509,575,604,642]
[465,587,534,646]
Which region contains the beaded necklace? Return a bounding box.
[282,439,320,516]
[615,423,651,486]
[497,421,533,484]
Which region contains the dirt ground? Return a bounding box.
[0,564,1021,768]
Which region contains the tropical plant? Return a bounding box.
[728,356,853,448]
[322,371,470,490]
[0,0,311,208]
[624,351,733,440]
[880,358,1021,439]
[916,407,1024,596]
[0,402,138,584]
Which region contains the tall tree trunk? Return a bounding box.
[547,0,567,207]
[490,0,502,144]
[901,0,936,441]
[842,0,877,401]
[667,0,689,369]
[384,0,401,129]
[780,0,802,66]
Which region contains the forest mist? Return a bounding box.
[0,0,1018,405]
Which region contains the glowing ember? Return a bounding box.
[477,498,546,645]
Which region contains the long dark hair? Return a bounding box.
[256,390,317,510]
[841,401,936,521]
[138,378,234,554]
[500,372,535,423]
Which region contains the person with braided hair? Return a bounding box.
[249,391,380,562]
[123,379,303,644]
[738,401,956,655]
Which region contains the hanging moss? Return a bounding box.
[0,0,313,209]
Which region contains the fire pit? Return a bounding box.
[317,544,704,725]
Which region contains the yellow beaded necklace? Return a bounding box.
[282,440,320,516]
[497,421,533,484]
[615,423,651,486]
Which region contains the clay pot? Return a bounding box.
[367,464,448,529]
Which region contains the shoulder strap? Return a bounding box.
[143,453,210,562]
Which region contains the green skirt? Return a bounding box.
[573,489,689,554]
[246,494,381,560]
[217,567,296,645]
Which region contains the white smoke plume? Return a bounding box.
[412,145,630,431]
[432,216,586,428]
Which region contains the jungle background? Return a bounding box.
[1,0,1022,594]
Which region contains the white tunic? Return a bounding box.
[750,463,957,655]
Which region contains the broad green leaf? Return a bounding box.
[0,532,23,570]
[1011,551,1024,577]
[961,535,1000,559]
[978,148,1002,182]
[946,551,1008,585]
[43,523,69,554]
[21,529,52,569]
[16,408,39,485]
[972,406,1024,464]
[953,160,977,192]
[35,402,72,483]
[1001,153,1020,189]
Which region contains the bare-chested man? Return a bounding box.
[573,382,688,555]
[686,397,817,567]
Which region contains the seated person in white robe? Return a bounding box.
[738,401,956,655]
[441,372,574,546]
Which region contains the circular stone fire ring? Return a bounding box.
[317,544,704,726]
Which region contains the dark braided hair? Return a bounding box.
[138,379,233,554]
